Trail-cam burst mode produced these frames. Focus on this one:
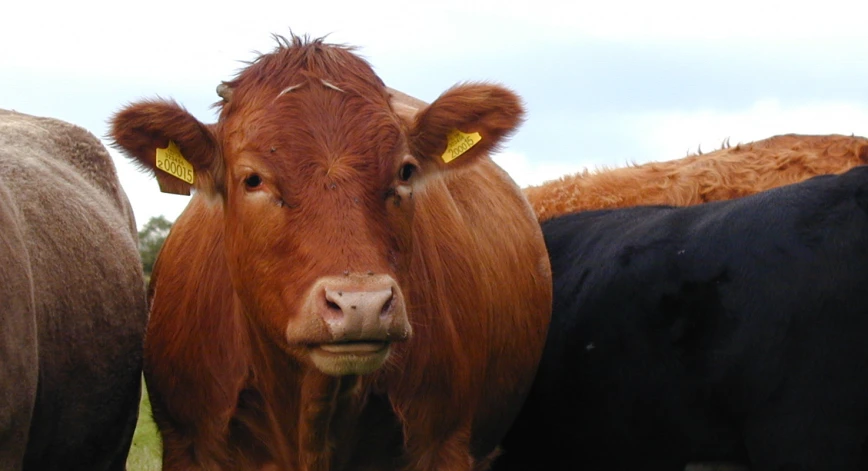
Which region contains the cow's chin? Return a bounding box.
[308,341,392,376]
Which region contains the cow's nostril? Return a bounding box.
[316,278,407,342]
[380,292,394,317]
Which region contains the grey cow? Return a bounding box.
[0,109,147,470]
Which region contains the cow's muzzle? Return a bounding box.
[299,273,411,376]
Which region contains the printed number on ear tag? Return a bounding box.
[441,129,481,163]
[155,140,195,184]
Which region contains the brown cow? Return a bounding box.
[110,34,552,471]
[0,109,148,470]
[526,134,868,221]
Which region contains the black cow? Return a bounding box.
[493,166,868,471]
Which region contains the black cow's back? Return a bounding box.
[494,167,868,471]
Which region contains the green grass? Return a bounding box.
[126,381,162,471]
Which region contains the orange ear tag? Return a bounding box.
[155,141,195,184]
[441,129,482,163]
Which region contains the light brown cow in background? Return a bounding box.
[527,133,868,221]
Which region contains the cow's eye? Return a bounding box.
[245,174,262,189]
[398,163,417,182]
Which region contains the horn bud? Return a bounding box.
[216,82,233,102]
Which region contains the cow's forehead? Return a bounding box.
[213,36,404,170]
[219,92,404,173]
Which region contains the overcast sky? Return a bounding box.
[4,0,868,228]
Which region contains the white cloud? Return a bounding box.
[492,151,594,188]
[633,99,868,162]
[489,99,868,197]
[7,0,866,86]
[503,0,868,41]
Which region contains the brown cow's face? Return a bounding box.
[216,81,418,375]
[110,35,524,377]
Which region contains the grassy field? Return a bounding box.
[126,382,161,471]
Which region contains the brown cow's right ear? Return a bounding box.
[110,100,223,196]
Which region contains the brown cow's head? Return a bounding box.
[111,34,524,376]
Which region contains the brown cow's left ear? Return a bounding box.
[407,82,525,170]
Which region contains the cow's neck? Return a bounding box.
[246,323,366,471]
[297,370,365,471]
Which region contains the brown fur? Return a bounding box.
[0,109,148,470]
[526,134,868,220]
[0,158,36,470]
[110,34,551,471]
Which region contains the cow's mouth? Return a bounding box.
[315,341,389,355]
[308,341,392,376]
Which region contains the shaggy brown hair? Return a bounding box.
[525,134,868,221]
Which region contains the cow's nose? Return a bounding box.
[307,274,409,342]
[323,286,395,327]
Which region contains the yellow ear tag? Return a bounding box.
[441,129,482,163]
[155,141,195,185]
